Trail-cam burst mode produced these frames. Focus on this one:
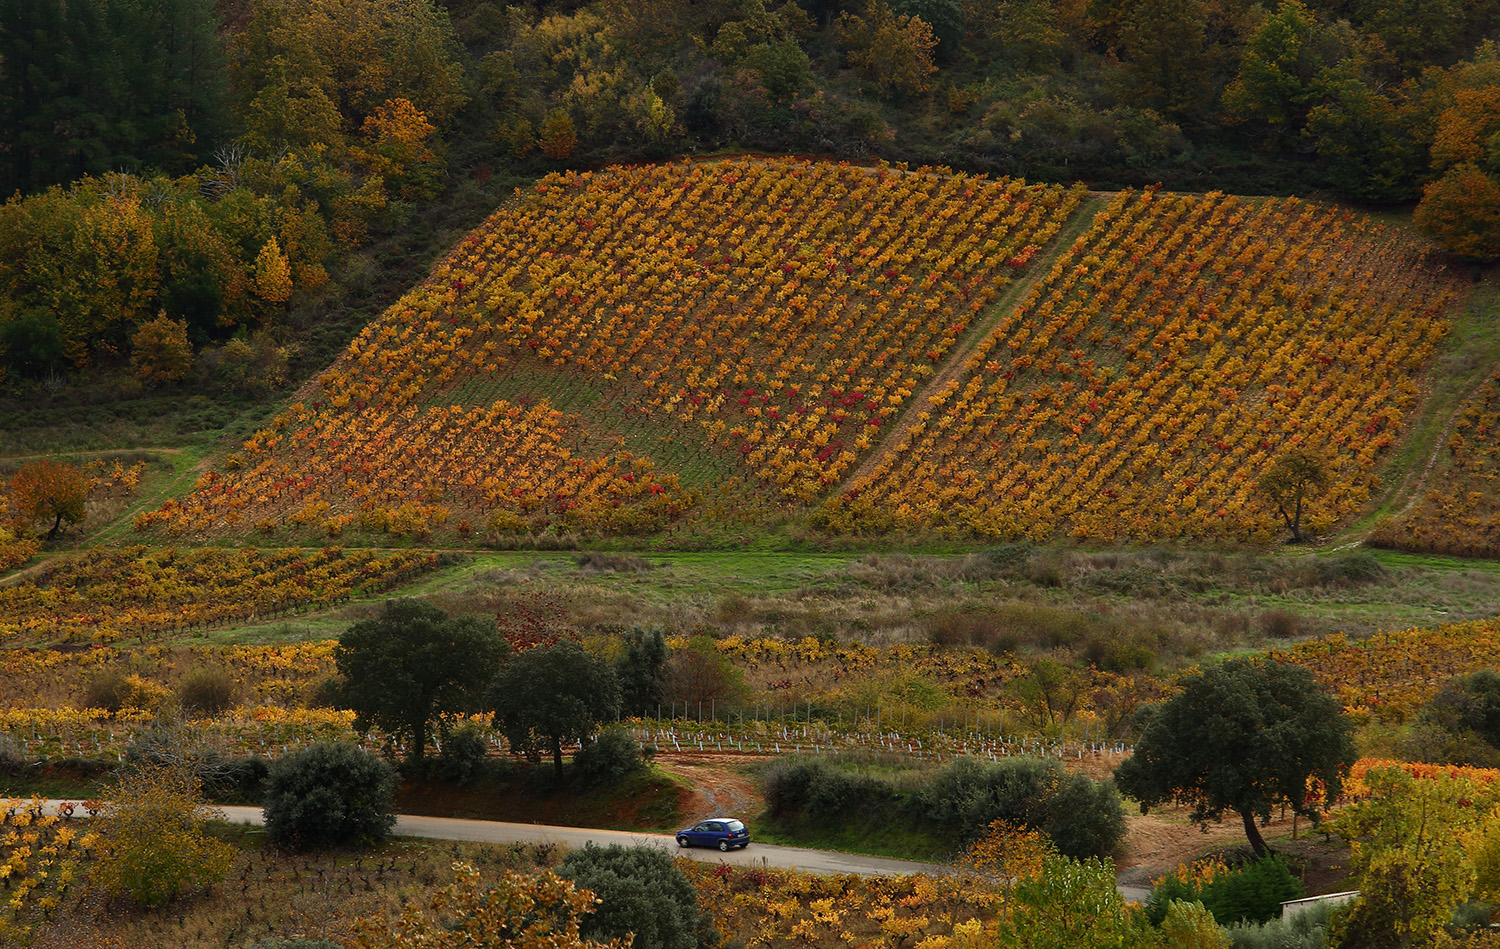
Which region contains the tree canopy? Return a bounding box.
[335,599,508,764]
[488,640,621,778]
[1113,658,1356,857]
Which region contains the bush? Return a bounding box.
[1224,900,1331,949]
[432,725,491,785]
[178,667,238,717]
[1313,552,1386,587]
[572,727,646,789]
[558,844,717,949]
[92,762,237,907]
[762,758,896,821]
[85,673,168,712]
[262,742,397,850]
[920,757,1124,859]
[1149,856,1304,926]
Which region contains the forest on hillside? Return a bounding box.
[2,0,1500,390]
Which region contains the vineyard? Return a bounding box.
[0,547,436,647]
[119,161,1469,546]
[1267,618,1500,723]
[1371,373,1500,558]
[133,158,1087,541]
[818,188,1460,541]
[0,800,96,945]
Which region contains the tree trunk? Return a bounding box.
[552,734,564,779]
[48,512,63,540]
[412,715,426,765]
[1240,808,1269,857]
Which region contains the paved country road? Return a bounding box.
[32,800,939,877]
[31,800,1150,899]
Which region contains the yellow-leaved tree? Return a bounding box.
[255,236,294,303]
[349,862,634,949]
[91,762,238,907]
[129,311,193,384]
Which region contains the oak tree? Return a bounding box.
[488,640,620,779]
[335,599,508,765]
[1114,658,1356,857]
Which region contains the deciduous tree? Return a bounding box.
[837,0,939,99]
[1114,658,1355,857]
[9,459,89,540]
[92,761,237,907]
[1327,767,1493,949]
[130,312,193,384]
[1256,449,1329,542]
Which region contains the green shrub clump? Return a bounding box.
[262,742,397,850]
[920,757,1125,859]
[763,758,897,820]
[1148,856,1305,927]
[558,844,717,949]
[572,727,647,789]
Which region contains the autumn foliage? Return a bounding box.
[8,460,89,541]
[819,187,1458,542]
[1371,373,1500,559]
[91,762,237,907]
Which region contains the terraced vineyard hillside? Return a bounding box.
[134,160,1466,545]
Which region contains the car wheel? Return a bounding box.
[677,836,690,848]
[718,839,730,852]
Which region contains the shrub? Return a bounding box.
[85,672,169,712]
[1314,551,1386,587]
[572,727,646,789]
[433,725,491,785]
[920,757,1124,859]
[762,758,896,821]
[92,762,237,907]
[1224,900,1331,949]
[262,742,397,850]
[558,844,716,949]
[178,667,238,717]
[1149,856,1304,926]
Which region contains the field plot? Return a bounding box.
[134,158,1085,540]
[1268,618,1500,722]
[1371,373,1500,558]
[818,189,1462,542]
[0,547,435,647]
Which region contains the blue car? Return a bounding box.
[676,817,750,851]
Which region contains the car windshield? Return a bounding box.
[725,820,745,831]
